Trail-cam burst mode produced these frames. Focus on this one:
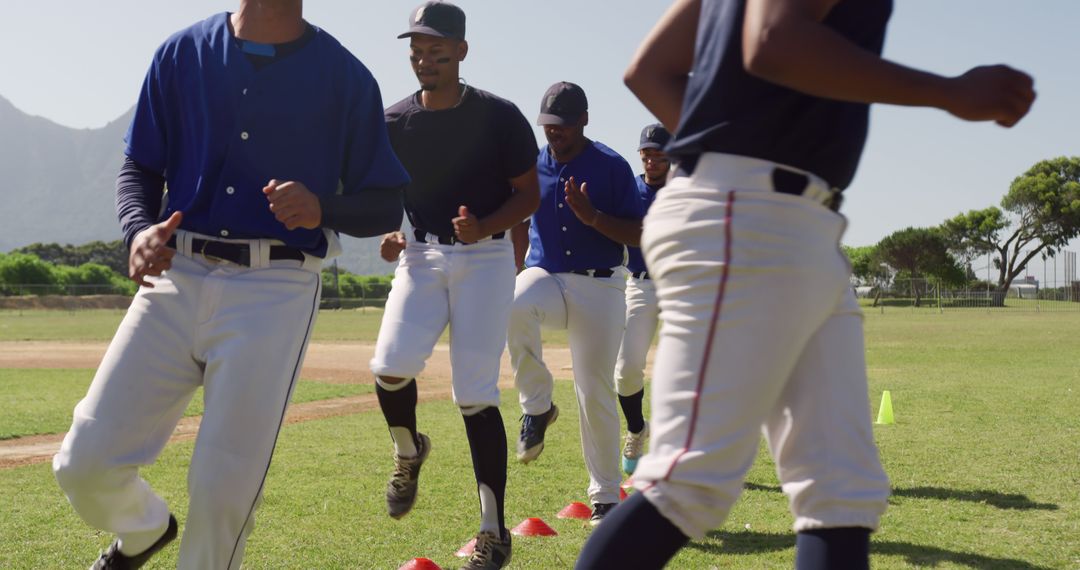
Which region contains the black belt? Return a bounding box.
[166,236,305,266]
[631,270,650,280]
[674,159,842,212]
[569,268,615,278]
[413,228,505,245]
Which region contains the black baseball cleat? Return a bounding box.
[91,514,178,570]
[516,403,559,464]
[460,528,512,570]
[589,502,617,527]
[386,432,432,519]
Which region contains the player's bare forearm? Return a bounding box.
[742,0,1036,128]
[511,221,531,271]
[592,213,643,247]
[477,167,541,237]
[624,0,699,132]
[743,0,952,108]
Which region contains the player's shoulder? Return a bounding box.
[309,25,378,83]
[152,12,227,61]
[384,93,420,123]
[467,87,524,114]
[589,141,630,165]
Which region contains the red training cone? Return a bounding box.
[619,486,629,501]
[511,517,559,536]
[557,501,592,520]
[455,537,477,558]
[398,558,442,570]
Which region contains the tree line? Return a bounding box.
[1,240,392,300]
[844,156,1080,306]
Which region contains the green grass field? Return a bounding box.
[1,312,1078,568]
[0,368,373,440]
[0,309,572,345]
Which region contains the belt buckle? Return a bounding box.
[585,269,596,277]
[199,239,232,266]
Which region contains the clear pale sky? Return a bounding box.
[1,1,1077,277]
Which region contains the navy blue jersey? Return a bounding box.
[385,86,538,237]
[526,141,644,272]
[625,175,662,274]
[667,0,892,189]
[125,13,408,255]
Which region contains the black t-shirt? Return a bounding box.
[385,86,539,236]
[667,0,892,189]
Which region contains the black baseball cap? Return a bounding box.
[537,82,588,126]
[398,1,466,41]
[638,123,671,151]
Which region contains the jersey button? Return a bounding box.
[558,203,564,209]
[561,226,567,232]
[565,250,571,256]
[242,88,248,95]
[220,230,230,237]
[225,186,235,195]
[240,131,250,141]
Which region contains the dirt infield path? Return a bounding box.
[0,341,591,469]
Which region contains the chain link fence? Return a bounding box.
[856,278,1080,313]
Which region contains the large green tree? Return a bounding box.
[14,240,128,275]
[941,156,1080,301]
[876,227,965,306]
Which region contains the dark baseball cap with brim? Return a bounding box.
[398,1,466,41]
[638,123,672,150]
[537,82,588,126]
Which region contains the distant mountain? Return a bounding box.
[0,95,389,275]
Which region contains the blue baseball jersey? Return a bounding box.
[666,0,892,189]
[526,141,644,272]
[125,13,408,256]
[625,175,662,274]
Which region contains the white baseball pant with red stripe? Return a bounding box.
[631,153,890,538]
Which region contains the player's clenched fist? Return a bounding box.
[380,231,407,262]
[129,211,183,288]
[452,205,486,244]
[263,179,322,230]
[943,65,1036,127]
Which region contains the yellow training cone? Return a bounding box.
[875,390,894,425]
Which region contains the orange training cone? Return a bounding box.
[398,558,442,570]
[511,517,559,536]
[557,501,592,520]
[455,537,477,558]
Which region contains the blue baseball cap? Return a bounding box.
[638,123,671,151]
[537,82,588,126]
[398,1,466,41]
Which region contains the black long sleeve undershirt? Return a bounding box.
[318,187,405,238]
[116,156,165,250]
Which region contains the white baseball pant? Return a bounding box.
[53,231,322,569]
[370,236,516,408]
[509,266,627,505]
[614,276,659,397]
[632,153,890,538]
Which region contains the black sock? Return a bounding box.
[795,527,871,570]
[575,492,689,569]
[462,406,508,532]
[376,379,418,446]
[618,389,646,434]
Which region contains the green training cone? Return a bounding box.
[875,390,894,425]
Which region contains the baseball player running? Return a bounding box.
[508,81,645,526]
[52,2,408,568]
[615,123,672,476]
[576,0,1035,568]
[369,3,540,568]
